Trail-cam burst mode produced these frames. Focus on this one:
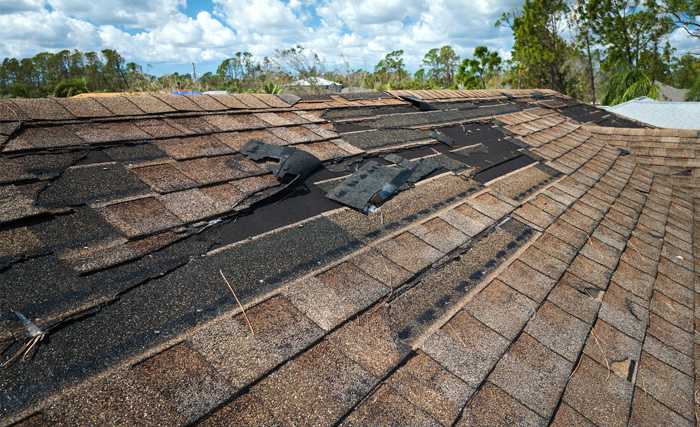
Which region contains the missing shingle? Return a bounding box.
[610,358,637,382]
[580,287,604,301]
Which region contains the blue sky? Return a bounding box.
[0,0,696,76]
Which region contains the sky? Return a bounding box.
[0,0,696,76]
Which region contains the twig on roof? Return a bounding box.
[1,311,46,368]
[219,269,255,336]
[590,328,610,380]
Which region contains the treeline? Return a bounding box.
[0,0,698,103]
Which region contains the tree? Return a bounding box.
[456,46,502,89]
[374,50,408,86]
[274,45,322,79]
[687,74,700,100]
[662,0,700,39]
[579,0,674,74]
[422,46,460,87]
[670,54,700,87]
[602,67,659,104]
[499,0,573,92]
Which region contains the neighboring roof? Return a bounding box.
[658,82,690,102]
[0,89,698,426]
[289,77,342,87]
[602,96,700,129]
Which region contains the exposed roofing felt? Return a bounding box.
[0,89,698,426]
[602,97,700,130]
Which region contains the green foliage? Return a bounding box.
[0,49,151,97]
[602,65,660,105]
[456,46,502,89]
[53,78,89,97]
[500,0,573,92]
[662,0,700,39]
[373,50,408,87]
[261,82,282,94]
[687,75,700,101]
[670,54,700,88]
[577,0,674,76]
[422,46,460,87]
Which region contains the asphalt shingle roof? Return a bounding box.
[0,89,697,426]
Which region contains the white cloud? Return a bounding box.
[46,0,185,29]
[0,0,693,75]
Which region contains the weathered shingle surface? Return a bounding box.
[1,89,698,427]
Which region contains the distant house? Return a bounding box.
[657,82,689,102]
[601,97,700,129]
[287,77,343,93]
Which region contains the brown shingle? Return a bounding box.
[518,245,568,280]
[176,155,263,185]
[340,384,441,427]
[348,248,413,288]
[44,369,185,425]
[5,126,84,151]
[328,305,410,378]
[546,277,601,324]
[186,94,228,111]
[468,192,515,220]
[628,387,693,427]
[636,351,694,420]
[582,319,641,380]
[94,96,145,115]
[466,279,537,340]
[421,310,509,387]
[55,97,112,118]
[647,313,693,356]
[158,189,220,222]
[156,136,233,160]
[242,340,376,425]
[133,343,232,422]
[524,302,590,362]
[126,94,176,113]
[153,94,203,112]
[563,356,634,427]
[234,93,269,109]
[208,94,248,109]
[498,260,556,302]
[11,98,74,120]
[204,113,266,131]
[131,163,198,193]
[74,122,151,143]
[650,290,693,332]
[190,295,323,389]
[286,262,389,330]
[375,232,443,273]
[269,125,323,143]
[642,335,693,376]
[611,261,655,300]
[567,254,612,289]
[598,283,649,341]
[99,197,181,237]
[409,217,469,253]
[654,273,693,308]
[215,129,287,151]
[489,333,573,418]
[385,352,473,426]
[296,141,349,161]
[457,382,546,426]
[439,202,494,237]
[135,118,184,138]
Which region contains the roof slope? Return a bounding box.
[602,97,700,130]
[0,89,697,426]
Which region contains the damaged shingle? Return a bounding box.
[241,139,322,181]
